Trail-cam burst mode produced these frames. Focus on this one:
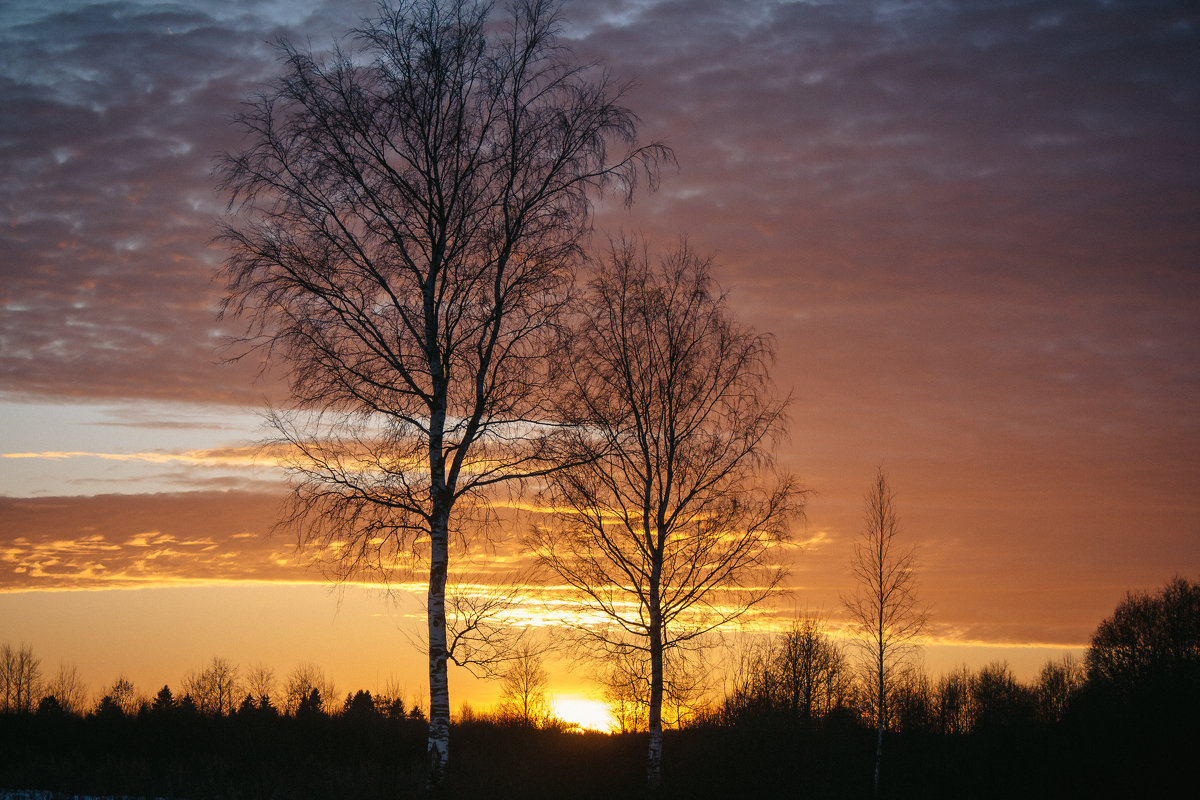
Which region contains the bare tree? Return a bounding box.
[283,662,337,716]
[934,665,974,736]
[718,619,850,725]
[0,642,41,714]
[598,648,649,733]
[244,662,277,708]
[531,239,804,789]
[890,664,935,733]
[45,661,89,716]
[970,660,1035,731]
[773,618,851,722]
[496,642,551,726]
[182,657,241,716]
[102,675,144,717]
[843,468,926,799]
[1087,575,1200,700]
[1035,653,1085,724]
[216,0,668,781]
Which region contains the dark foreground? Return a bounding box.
[0,705,1190,799]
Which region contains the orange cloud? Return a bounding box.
[0,492,293,591]
[2,447,272,468]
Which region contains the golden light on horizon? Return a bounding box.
[552,694,613,732]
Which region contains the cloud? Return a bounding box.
[0,490,539,593]
[0,0,377,404]
[2,446,270,468]
[0,491,292,590]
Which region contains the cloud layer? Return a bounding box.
[0,491,290,589]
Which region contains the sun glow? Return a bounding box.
[552,695,613,732]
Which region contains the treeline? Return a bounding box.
[708,620,1086,734]
[0,651,422,722]
[1,576,1197,798]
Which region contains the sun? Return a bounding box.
[551,695,613,732]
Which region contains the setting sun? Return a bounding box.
[552,696,613,732]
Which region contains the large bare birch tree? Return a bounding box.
[843,468,926,799]
[531,239,804,789]
[216,0,668,783]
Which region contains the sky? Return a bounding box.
[1,0,1198,725]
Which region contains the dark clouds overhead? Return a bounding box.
[1,0,375,401]
[2,0,1196,408]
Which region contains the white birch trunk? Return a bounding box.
[426,515,451,787]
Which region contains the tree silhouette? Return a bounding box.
[1087,575,1200,706]
[176,694,199,716]
[216,0,668,783]
[970,661,1034,732]
[102,675,142,717]
[843,468,926,798]
[598,650,649,734]
[774,619,851,723]
[1034,653,1084,724]
[531,238,803,789]
[344,689,379,719]
[496,643,551,727]
[889,665,934,733]
[1,642,42,714]
[721,619,850,725]
[182,657,239,716]
[283,662,336,716]
[44,660,88,716]
[297,687,325,719]
[934,665,973,736]
[151,685,175,713]
[34,694,63,717]
[244,662,276,708]
[93,694,125,720]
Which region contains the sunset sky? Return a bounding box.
[2,0,1197,725]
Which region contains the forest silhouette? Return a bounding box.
[2,576,1196,799]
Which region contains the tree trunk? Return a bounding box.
[425,273,451,788]
[873,720,883,799]
[426,506,451,788]
[874,652,884,799]
[647,611,664,791]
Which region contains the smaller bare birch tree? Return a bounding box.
[531,238,804,789]
[844,468,926,799]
